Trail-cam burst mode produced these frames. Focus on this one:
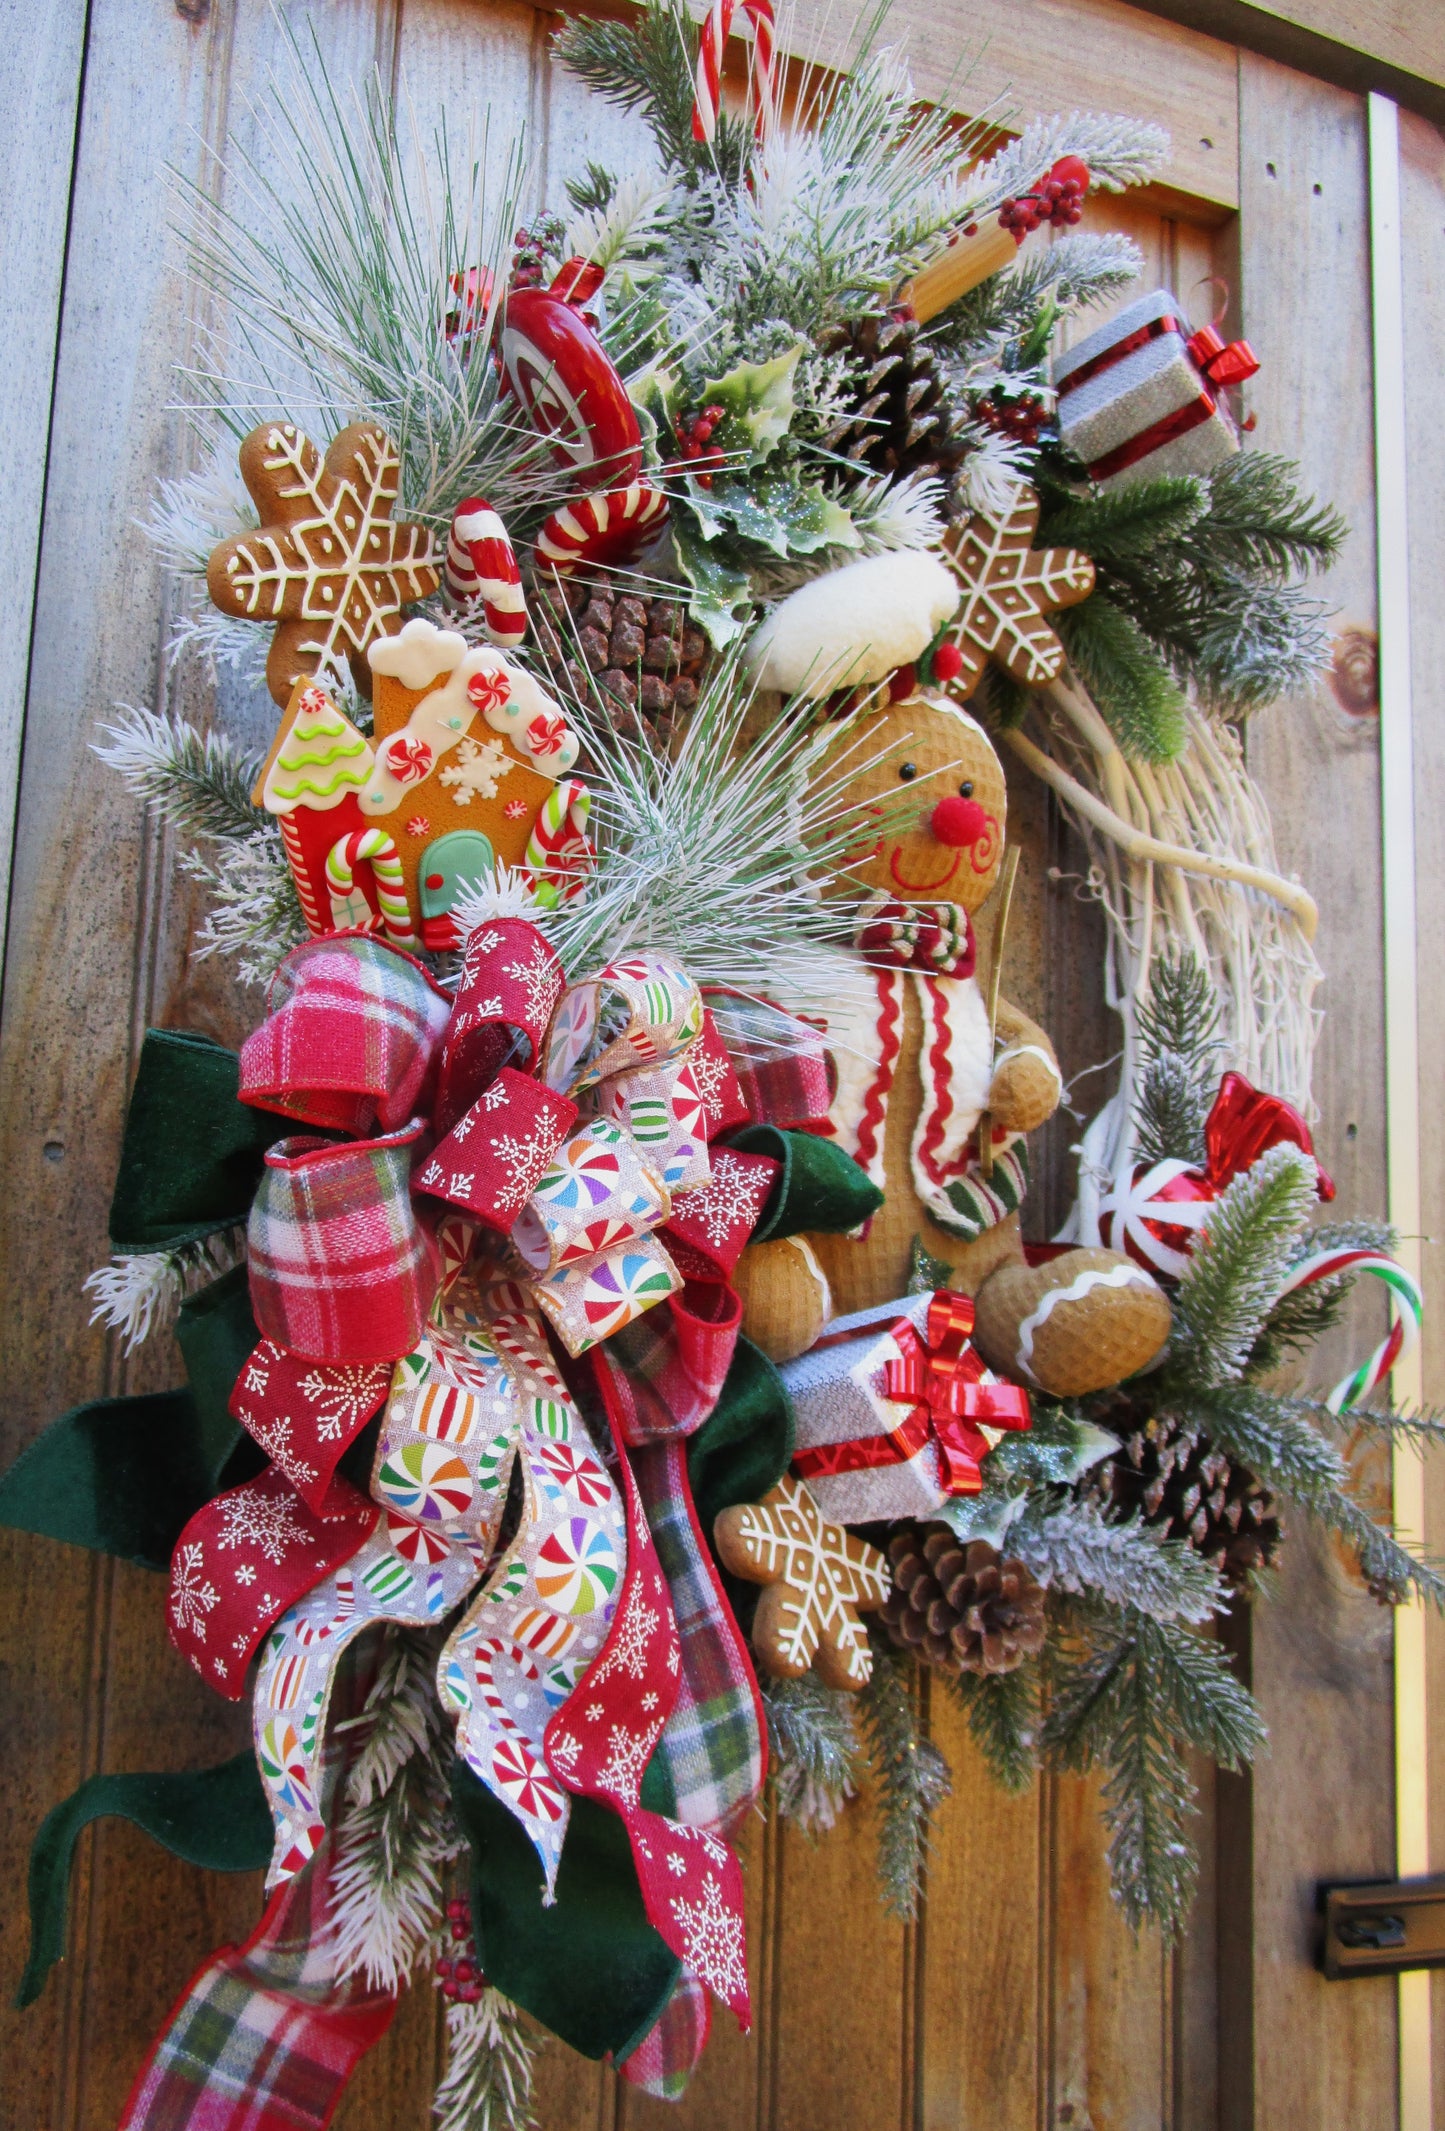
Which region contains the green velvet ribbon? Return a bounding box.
[730,1124,882,1242]
[686,1332,794,1537]
[108,1028,285,1253]
[454,1752,681,2062]
[0,1266,259,1571]
[17,1751,271,2007]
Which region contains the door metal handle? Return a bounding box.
[1320,1878,1445,1977]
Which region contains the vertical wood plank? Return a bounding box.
[1395,100,1445,2131]
[918,1690,1044,2129]
[1237,51,1399,2131]
[0,0,90,970]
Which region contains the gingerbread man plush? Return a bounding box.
[738,560,1171,1398]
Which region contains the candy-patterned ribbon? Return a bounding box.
[1275,1248,1425,1413]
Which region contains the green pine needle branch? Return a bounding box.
[946,1663,1039,1794]
[1165,1145,1320,1388]
[763,1673,865,1833]
[859,1635,952,1921]
[1132,951,1222,1166]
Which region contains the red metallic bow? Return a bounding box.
[1204,1071,1335,1201]
[1186,322,1260,390]
[881,1291,1031,1496]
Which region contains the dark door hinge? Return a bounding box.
[1319,1877,1445,1978]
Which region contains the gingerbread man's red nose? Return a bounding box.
[930,796,989,848]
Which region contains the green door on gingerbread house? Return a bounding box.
[419,830,494,951]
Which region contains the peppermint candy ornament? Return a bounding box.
[535,484,668,573]
[500,282,642,490]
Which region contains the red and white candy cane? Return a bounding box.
[1275,1248,1424,1412]
[325,828,418,948]
[534,484,668,574]
[524,777,594,911]
[692,0,775,143]
[445,497,528,648]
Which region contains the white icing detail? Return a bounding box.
[360,644,579,818]
[1013,1263,1155,1384]
[993,1041,1063,1088]
[368,616,469,688]
[785,1233,834,1331]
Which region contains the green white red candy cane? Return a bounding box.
[524,776,594,908]
[325,827,417,946]
[1276,1247,1424,1411]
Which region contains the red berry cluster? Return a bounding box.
[675,404,727,489]
[997,156,1090,238]
[436,1897,486,2005]
[976,388,1051,447]
[510,215,567,291]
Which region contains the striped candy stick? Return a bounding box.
[1275,1248,1424,1412]
[691,0,775,144]
[534,484,668,574]
[524,777,594,910]
[324,827,419,948]
[445,496,528,648]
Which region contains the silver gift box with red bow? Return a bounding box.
[781,1291,1030,1526]
[1053,289,1259,491]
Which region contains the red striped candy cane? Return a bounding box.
[524,777,594,910]
[325,828,418,948]
[692,0,775,143]
[445,497,528,648]
[1275,1248,1424,1412]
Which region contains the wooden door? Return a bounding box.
[2,3,1442,2127]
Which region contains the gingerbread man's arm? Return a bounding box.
[987,995,1063,1136]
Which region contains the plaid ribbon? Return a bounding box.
[118,1838,394,2131]
[240,933,451,1136]
[594,1282,743,1446]
[619,1971,712,2098]
[703,991,833,1128]
[248,1123,438,1363]
[633,1436,766,1838]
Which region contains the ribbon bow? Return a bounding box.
[882,1292,1031,1494]
[1185,321,1261,391]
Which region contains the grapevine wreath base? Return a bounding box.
[1,9,1437,2126]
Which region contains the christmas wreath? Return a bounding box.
[3,9,1436,2126]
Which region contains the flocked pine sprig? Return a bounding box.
[1165,1145,1320,1389]
[763,1673,864,1834]
[1008,1491,1223,1622]
[181,827,309,988]
[932,230,1144,359]
[328,1627,458,1994]
[83,1230,245,1353]
[1041,1601,1263,1937]
[1171,1384,1445,1610]
[94,705,266,842]
[946,1662,1039,1794]
[859,1633,952,1921]
[966,112,1171,214]
[1132,950,1222,1167]
[433,1979,538,2131]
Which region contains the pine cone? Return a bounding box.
[882,1524,1046,1676]
[820,312,969,493]
[532,572,710,741]
[1099,1414,1282,1582]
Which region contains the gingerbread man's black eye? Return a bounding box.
[959,780,974,797]
[898,762,918,781]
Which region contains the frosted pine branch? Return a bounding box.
[434,1986,538,2131]
[565,170,675,279]
[858,1637,951,1920]
[1168,1145,1319,1387]
[95,706,266,841]
[971,113,1170,209]
[328,1630,458,1994]
[763,1673,863,1833]
[83,1231,244,1352]
[1009,1496,1222,1622]
[181,828,309,987]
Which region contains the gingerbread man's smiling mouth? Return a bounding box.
[888,846,961,893]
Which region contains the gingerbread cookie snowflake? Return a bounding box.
[942,485,1094,695]
[714,1474,889,1691]
[207,422,440,705]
